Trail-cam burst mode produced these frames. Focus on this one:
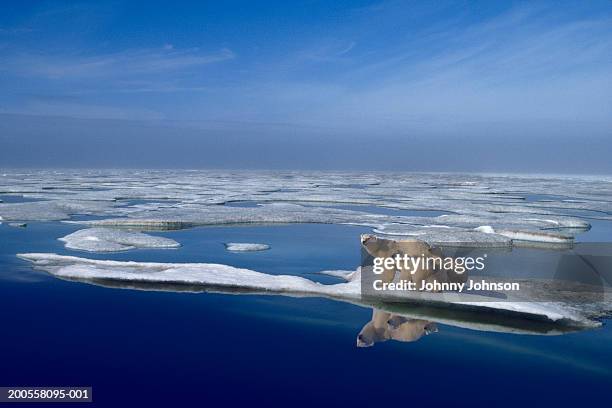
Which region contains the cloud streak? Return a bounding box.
[230,2,612,132]
[6,47,235,79]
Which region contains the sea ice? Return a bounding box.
[0,202,69,221]
[224,243,271,252]
[17,253,608,329]
[2,170,610,246]
[59,228,180,252]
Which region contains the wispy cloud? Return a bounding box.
[1,0,611,134]
[2,101,165,121]
[239,2,612,131]
[0,27,33,35]
[7,46,235,79]
[294,40,357,62]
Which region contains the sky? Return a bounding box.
[1,0,611,172]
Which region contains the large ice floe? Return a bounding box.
[17,253,612,335]
[59,228,180,252]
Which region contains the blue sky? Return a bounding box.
[1,0,611,171]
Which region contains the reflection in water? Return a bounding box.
[46,274,587,345]
[356,309,437,347]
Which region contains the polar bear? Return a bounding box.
[356,309,437,347]
[361,234,449,290]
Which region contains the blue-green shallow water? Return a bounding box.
[1,221,611,407]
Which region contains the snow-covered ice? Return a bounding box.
[1,170,609,245]
[224,243,271,252]
[59,228,180,252]
[18,253,352,296]
[17,253,609,330]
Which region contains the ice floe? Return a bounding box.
[373,224,513,247]
[224,243,271,252]
[0,202,70,221]
[59,228,180,252]
[17,253,610,330]
[1,170,610,246]
[18,253,351,295]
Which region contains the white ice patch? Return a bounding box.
[0,202,69,221]
[59,228,180,252]
[474,225,495,234]
[495,229,572,243]
[318,270,358,281]
[374,224,512,247]
[224,243,271,252]
[18,253,357,296]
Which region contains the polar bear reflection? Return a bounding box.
[356,309,437,347]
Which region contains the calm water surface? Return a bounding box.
[0,220,611,406]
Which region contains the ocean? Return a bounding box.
[0,171,611,406]
[1,221,611,406]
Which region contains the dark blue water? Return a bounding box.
[1,221,611,407]
[576,218,612,242]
